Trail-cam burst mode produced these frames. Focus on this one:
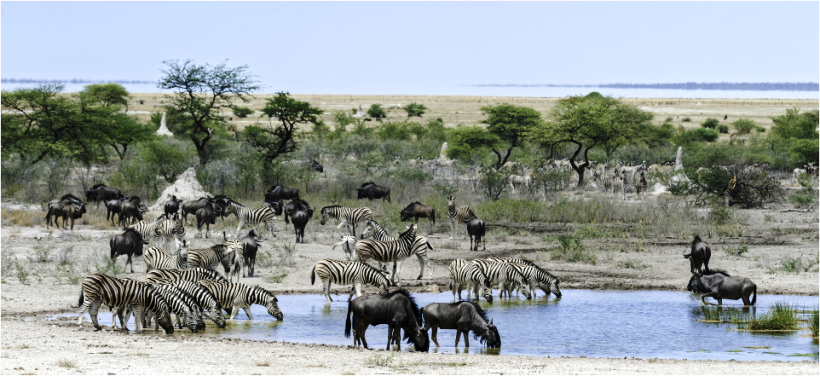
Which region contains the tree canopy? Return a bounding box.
[80,83,130,110]
[244,92,324,164]
[403,102,427,118]
[480,104,543,168]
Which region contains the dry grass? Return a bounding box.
[56,359,77,369]
[1,209,43,227]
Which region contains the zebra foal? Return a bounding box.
[320,205,373,237]
[197,281,284,321]
[78,273,174,334]
[446,196,476,239]
[310,259,390,302]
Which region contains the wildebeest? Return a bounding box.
[240,230,259,277]
[181,197,218,225]
[110,228,149,273]
[466,218,486,251]
[399,202,435,234]
[687,269,757,306]
[683,235,711,275]
[195,201,223,238]
[119,196,146,226]
[105,196,129,226]
[291,203,314,244]
[283,199,311,227]
[45,194,86,230]
[357,182,391,202]
[421,301,500,348]
[265,185,300,203]
[344,290,429,351]
[85,184,124,209]
[164,195,181,217]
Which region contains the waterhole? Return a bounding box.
[61,290,819,362]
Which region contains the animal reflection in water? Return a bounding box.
[421,301,500,349]
[344,290,429,351]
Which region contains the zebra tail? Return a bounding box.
[310,265,316,285]
[78,290,84,308]
[344,303,353,338]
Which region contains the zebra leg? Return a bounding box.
[78,300,91,326]
[235,221,245,240]
[324,279,333,303]
[89,301,102,330]
[416,254,427,280]
[242,306,254,320]
[111,307,120,330]
[230,306,240,320]
[134,308,144,332]
[449,220,455,239]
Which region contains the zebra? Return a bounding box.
[187,243,239,276]
[486,257,562,298]
[144,246,188,272]
[225,201,277,240]
[77,273,174,334]
[140,282,200,332]
[360,220,433,281]
[319,205,373,237]
[153,217,187,253]
[448,259,493,303]
[332,235,358,261]
[633,171,648,197]
[611,169,624,196]
[310,259,390,302]
[151,279,226,328]
[128,219,160,242]
[145,267,227,284]
[473,259,532,300]
[352,224,417,286]
[197,281,284,321]
[446,196,476,239]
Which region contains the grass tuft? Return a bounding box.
[365,353,394,367]
[743,302,799,331]
[56,359,77,369]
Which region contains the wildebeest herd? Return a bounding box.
[52,180,758,351]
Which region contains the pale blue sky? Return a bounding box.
[2,2,818,97]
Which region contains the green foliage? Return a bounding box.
[424,118,448,142]
[447,126,500,161]
[332,110,355,133]
[481,104,544,168]
[233,106,254,118]
[724,244,749,256]
[701,118,720,129]
[585,91,604,99]
[139,138,196,183]
[80,83,130,108]
[810,311,819,338]
[664,116,673,122]
[551,235,596,264]
[717,125,729,134]
[688,165,783,209]
[788,139,819,167]
[245,92,323,164]
[677,128,719,144]
[479,167,511,201]
[777,254,818,274]
[367,104,387,119]
[265,272,288,283]
[732,118,757,135]
[770,108,819,140]
[403,102,427,118]
[350,120,375,138]
[158,59,260,165]
[744,303,798,331]
[376,121,413,141]
[682,117,691,122]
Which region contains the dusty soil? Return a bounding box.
[2,192,818,374]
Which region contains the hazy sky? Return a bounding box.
[2,2,818,96]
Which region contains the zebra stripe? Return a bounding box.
[361,220,433,280]
[153,218,186,253]
[197,281,283,321]
[310,259,390,302]
[353,224,417,285]
[187,242,242,279]
[144,246,188,272]
[446,196,476,239]
[486,257,562,298]
[145,267,227,284]
[78,273,174,333]
[447,259,493,302]
[128,220,159,241]
[228,202,277,239]
[319,205,373,236]
[142,283,200,332]
[151,279,226,328]
[473,259,532,300]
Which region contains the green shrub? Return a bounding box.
[724,244,749,256]
[551,235,596,264]
[682,117,691,122]
[233,106,254,118]
[664,116,673,122]
[690,128,720,142]
[745,303,798,331]
[810,311,819,338]
[732,118,757,135]
[403,102,427,118]
[367,104,387,119]
[701,118,720,129]
[717,125,729,134]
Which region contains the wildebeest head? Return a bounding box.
[411,327,430,352]
[484,319,501,348]
[310,160,323,173]
[687,274,705,292]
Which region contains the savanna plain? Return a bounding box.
[2,94,819,374]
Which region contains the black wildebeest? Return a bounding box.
[164,195,181,217]
[291,203,314,244]
[195,201,223,238]
[683,235,711,275]
[344,290,429,352]
[45,194,85,229]
[46,201,87,230]
[181,197,219,225]
[85,184,123,209]
[399,202,435,234]
[105,196,130,226]
[687,269,757,306]
[118,197,145,226]
[240,230,259,277]
[467,218,486,251]
[283,199,310,227]
[265,185,300,203]
[421,301,500,349]
[310,160,324,173]
[110,228,149,273]
[357,182,391,202]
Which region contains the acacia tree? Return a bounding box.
[78,84,154,159]
[480,104,543,169]
[158,59,260,165]
[81,83,131,111]
[529,95,652,186]
[244,92,323,166]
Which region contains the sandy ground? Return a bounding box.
[2,193,818,374]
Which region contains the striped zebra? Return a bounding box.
[361,220,434,281]
[197,281,283,321]
[144,246,188,272]
[332,235,358,261]
[310,259,390,303]
[145,267,227,284]
[187,242,243,281]
[446,196,476,239]
[140,283,200,332]
[611,170,624,196]
[447,259,493,303]
[151,279,226,328]
[128,219,160,242]
[226,201,277,240]
[473,259,532,300]
[319,205,373,237]
[153,217,186,253]
[77,273,174,334]
[486,257,562,298]
[352,224,417,286]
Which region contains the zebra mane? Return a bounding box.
[383,289,422,326]
[249,284,276,299]
[401,201,423,212]
[90,183,107,189]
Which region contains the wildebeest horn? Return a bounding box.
[223,231,227,241]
